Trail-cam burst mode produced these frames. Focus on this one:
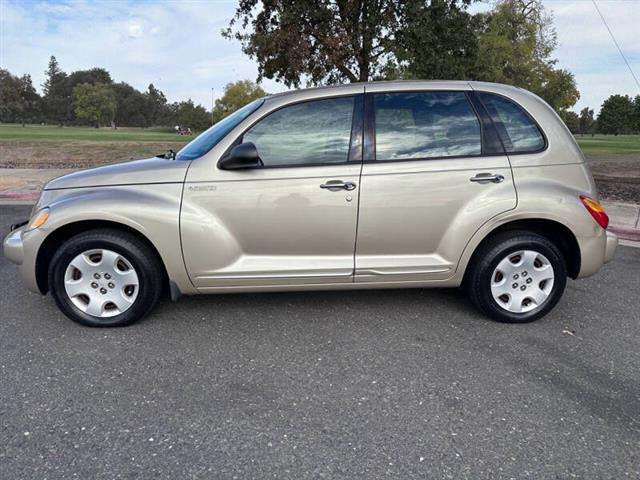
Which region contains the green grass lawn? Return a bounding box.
[575,134,640,155]
[0,124,191,143]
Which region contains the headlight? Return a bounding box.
[26,207,50,231]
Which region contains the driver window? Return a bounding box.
[243,96,354,167]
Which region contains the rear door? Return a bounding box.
[355,87,517,283]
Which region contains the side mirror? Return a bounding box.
[218,142,262,170]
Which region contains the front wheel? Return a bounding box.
[465,231,567,323]
[48,229,164,327]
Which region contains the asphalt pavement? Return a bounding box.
[1,204,639,479]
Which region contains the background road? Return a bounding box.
[1,205,639,479]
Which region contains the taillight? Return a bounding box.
[580,195,609,229]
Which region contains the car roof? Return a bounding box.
[264,80,525,100]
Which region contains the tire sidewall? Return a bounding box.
[50,234,159,327]
[477,236,567,323]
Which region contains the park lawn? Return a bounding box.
[575,134,640,155]
[0,123,191,143]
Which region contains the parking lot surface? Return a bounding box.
[1,205,639,479]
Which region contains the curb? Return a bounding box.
[0,192,39,202]
[608,224,640,243]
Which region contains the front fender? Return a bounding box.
[34,184,195,294]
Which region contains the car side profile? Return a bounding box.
[4,81,617,327]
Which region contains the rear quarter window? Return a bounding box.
[477,92,545,153]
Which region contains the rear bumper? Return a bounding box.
[604,230,618,264]
[576,229,618,278]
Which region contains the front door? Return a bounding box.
[181,94,363,289]
[355,89,517,283]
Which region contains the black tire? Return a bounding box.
[48,228,164,327]
[465,230,567,323]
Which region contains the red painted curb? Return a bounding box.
[609,225,640,242]
[0,191,40,201]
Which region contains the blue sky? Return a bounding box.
[1,0,638,113]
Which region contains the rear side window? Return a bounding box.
[243,97,354,167]
[373,92,481,161]
[477,92,545,153]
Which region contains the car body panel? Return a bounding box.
[44,157,190,190]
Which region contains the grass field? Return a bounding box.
[575,134,640,155]
[0,124,638,169]
[1,125,639,201]
[0,124,194,143]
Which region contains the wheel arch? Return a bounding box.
[35,220,170,295]
[462,218,581,282]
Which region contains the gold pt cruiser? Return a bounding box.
[4,81,618,327]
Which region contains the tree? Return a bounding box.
[0,70,41,124]
[113,82,150,127]
[224,0,401,86]
[474,0,579,113]
[560,110,579,134]
[212,80,267,123]
[72,82,117,127]
[174,100,210,131]
[579,107,594,136]
[146,84,170,125]
[43,55,71,125]
[224,0,579,114]
[393,0,480,80]
[632,95,640,133]
[597,94,634,135]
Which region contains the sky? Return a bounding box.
[0,0,638,113]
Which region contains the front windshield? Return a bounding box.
[175,98,264,161]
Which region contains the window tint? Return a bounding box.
[176,99,263,161]
[373,92,481,161]
[477,92,545,153]
[243,97,354,167]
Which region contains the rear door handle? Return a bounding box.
[470,173,504,184]
[320,180,357,191]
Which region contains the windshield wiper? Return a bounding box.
[156,149,176,160]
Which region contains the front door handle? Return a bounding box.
[320,180,357,191]
[470,173,505,184]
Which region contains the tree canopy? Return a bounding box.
[225,0,580,114]
[213,80,267,123]
[73,82,117,127]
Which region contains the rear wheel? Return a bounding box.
[465,231,567,323]
[49,229,164,327]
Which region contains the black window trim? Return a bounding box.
[474,90,549,156]
[363,89,505,164]
[217,93,364,170]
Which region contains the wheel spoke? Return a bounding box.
[115,268,139,286]
[85,297,106,317]
[111,291,135,312]
[491,280,512,298]
[64,280,88,298]
[99,249,121,271]
[69,254,93,276]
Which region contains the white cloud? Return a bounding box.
[127,22,143,38]
[0,0,637,112]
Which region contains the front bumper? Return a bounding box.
[3,225,43,294]
[3,225,25,265]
